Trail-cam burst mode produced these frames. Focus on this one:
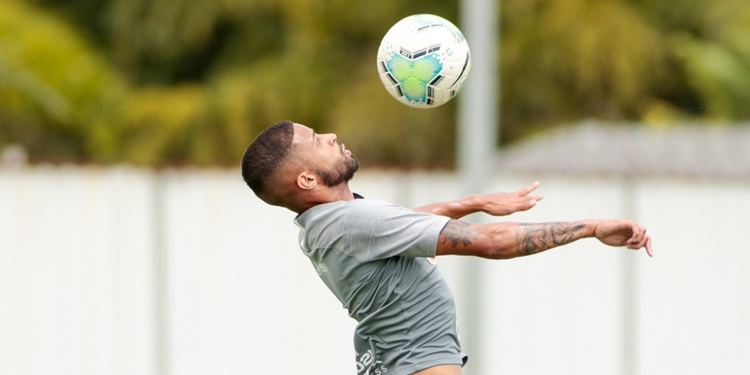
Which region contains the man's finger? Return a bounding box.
[645,236,654,257]
[518,181,541,196]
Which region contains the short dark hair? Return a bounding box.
[241,120,295,198]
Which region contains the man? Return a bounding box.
[241,120,653,375]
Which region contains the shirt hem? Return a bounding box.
[386,356,465,375]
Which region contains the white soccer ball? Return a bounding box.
[376,14,471,109]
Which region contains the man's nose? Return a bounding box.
[323,133,337,145]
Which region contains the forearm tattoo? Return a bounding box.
[516,222,586,256]
[440,220,478,248]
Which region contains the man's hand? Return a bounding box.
[477,181,544,216]
[592,219,654,257]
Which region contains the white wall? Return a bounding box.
[1,167,748,375]
[0,166,156,375]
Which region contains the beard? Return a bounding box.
[317,153,360,187]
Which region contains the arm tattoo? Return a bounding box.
[439,220,478,248]
[516,222,586,256]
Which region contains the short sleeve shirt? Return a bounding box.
[294,197,465,375]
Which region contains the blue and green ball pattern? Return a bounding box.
[377,14,471,108]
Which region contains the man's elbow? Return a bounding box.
[478,241,519,260]
[473,224,522,260]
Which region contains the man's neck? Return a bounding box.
[294,183,354,214]
[327,183,355,202]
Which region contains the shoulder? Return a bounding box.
[295,198,400,226]
[296,198,446,233]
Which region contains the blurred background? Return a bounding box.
[1,0,749,374]
[3,0,750,166]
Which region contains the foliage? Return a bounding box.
[0,0,127,162]
[665,0,750,119]
[501,0,670,139]
[1,0,750,166]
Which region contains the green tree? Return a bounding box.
[0,0,127,162]
[500,0,750,139]
[501,0,671,139]
[7,0,750,167]
[661,0,750,119]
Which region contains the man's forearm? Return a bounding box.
[437,218,652,258]
[477,220,595,259]
[512,221,592,256]
[413,195,481,219]
[414,183,542,219]
[437,219,597,258]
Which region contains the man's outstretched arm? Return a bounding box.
[436,218,653,259]
[413,181,544,219]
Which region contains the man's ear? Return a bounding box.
[296,170,317,190]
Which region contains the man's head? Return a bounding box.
[241,120,295,202]
[241,120,359,211]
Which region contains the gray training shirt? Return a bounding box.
[294,197,466,375]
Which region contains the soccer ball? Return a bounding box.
[376,14,471,109]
